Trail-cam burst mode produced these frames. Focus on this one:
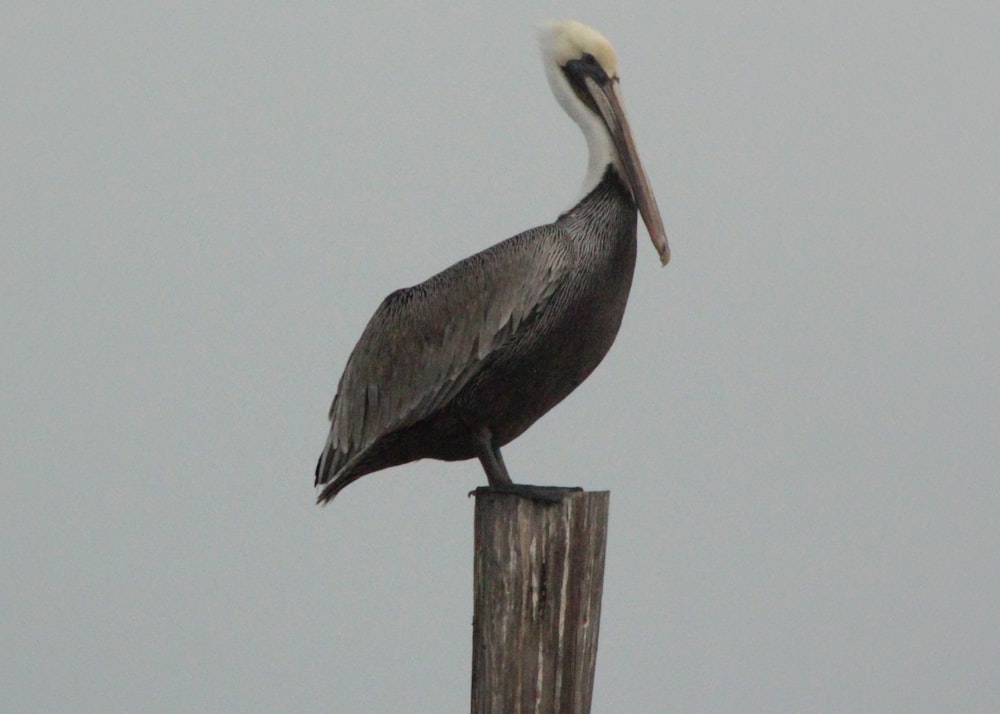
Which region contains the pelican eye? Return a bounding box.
[578,53,609,83]
[563,53,609,90]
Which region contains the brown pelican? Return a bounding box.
[315,20,669,504]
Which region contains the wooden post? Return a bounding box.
[470,490,610,714]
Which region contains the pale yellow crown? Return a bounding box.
[540,20,619,77]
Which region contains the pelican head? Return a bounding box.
[539,20,670,265]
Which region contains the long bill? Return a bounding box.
[587,76,670,266]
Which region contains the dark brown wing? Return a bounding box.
[315,223,571,497]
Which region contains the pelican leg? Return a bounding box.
[470,427,582,503]
[475,429,513,487]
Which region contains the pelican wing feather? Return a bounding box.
[315,224,571,491]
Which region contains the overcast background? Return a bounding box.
[3,3,998,712]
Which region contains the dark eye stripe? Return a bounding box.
[564,55,609,86]
[560,56,609,116]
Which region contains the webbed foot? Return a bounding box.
[468,484,583,503]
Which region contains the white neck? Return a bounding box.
[542,60,619,203]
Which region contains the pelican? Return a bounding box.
[315,20,669,504]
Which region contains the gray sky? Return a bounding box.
[3,3,998,712]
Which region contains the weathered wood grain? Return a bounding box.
[470,490,609,714]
